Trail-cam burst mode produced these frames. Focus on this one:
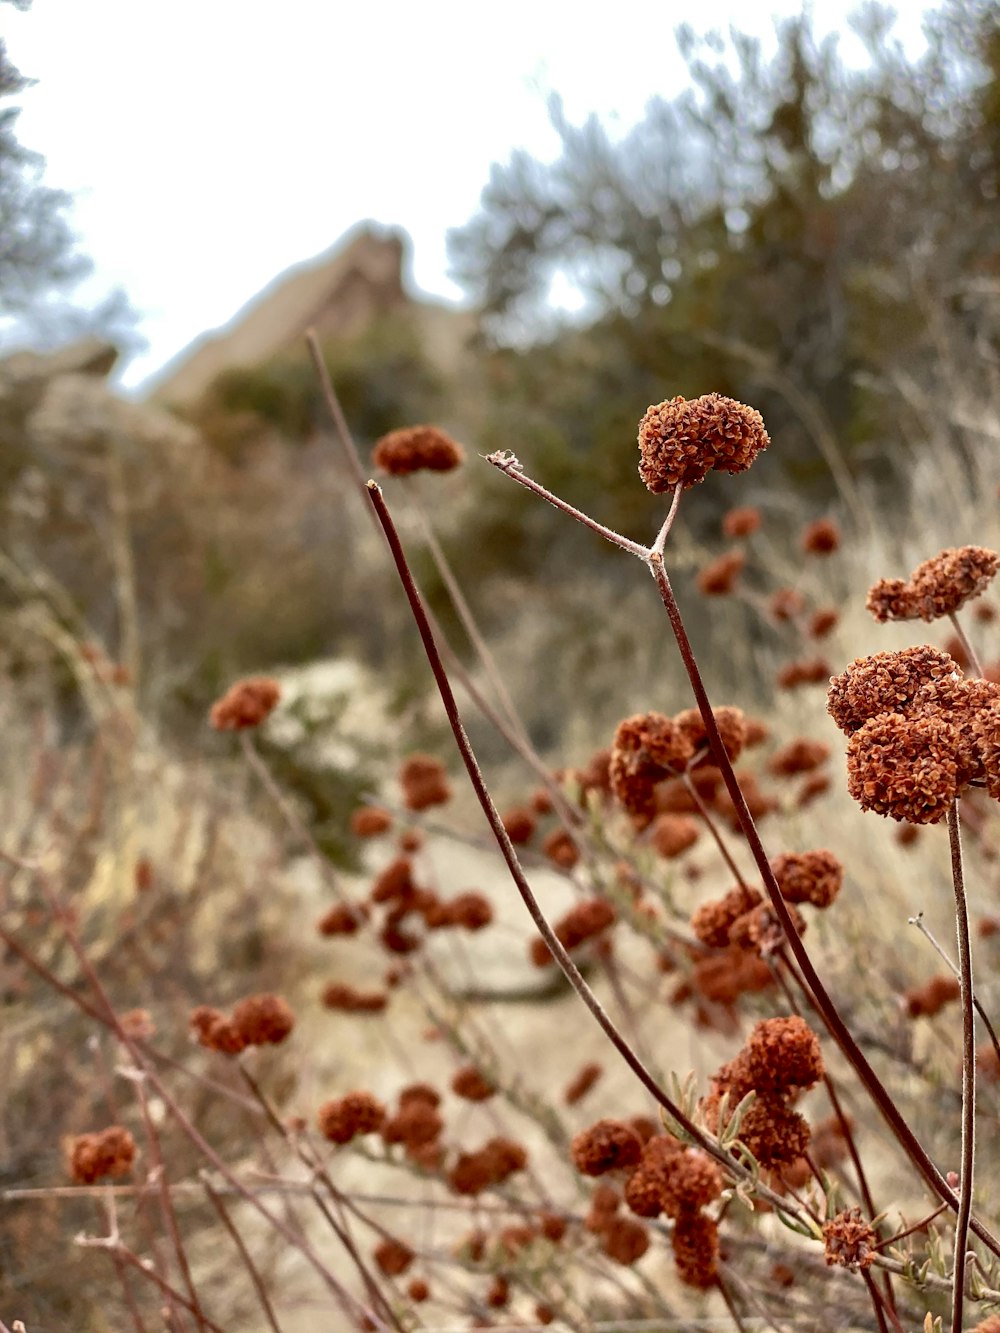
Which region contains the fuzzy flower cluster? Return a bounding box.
[609,707,748,818]
[703,1016,824,1170]
[530,898,616,967]
[372,424,464,476]
[399,754,452,811]
[828,646,1000,822]
[822,1207,877,1270]
[190,993,295,1056]
[209,676,281,730]
[637,393,769,493]
[66,1125,137,1184]
[867,546,999,623]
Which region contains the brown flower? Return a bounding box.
[190,1005,247,1055]
[542,828,580,869]
[501,806,536,844]
[451,1066,496,1102]
[734,1095,811,1167]
[722,506,761,538]
[209,676,280,730]
[903,974,961,1018]
[809,607,840,639]
[374,1236,414,1276]
[768,739,830,777]
[601,1215,650,1265]
[697,550,745,596]
[372,425,464,476]
[827,646,960,735]
[571,1119,643,1176]
[776,656,832,689]
[317,902,366,936]
[770,850,843,908]
[672,1207,719,1288]
[399,754,451,811]
[67,1126,136,1184]
[564,1061,603,1106]
[675,706,748,763]
[823,1207,876,1269]
[350,806,393,838]
[638,394,768,492]
[649,813,700,859]
[846,711,960,824]
[317,1091,386,1144]
[691,884,763,949]
[866,577,916,622]
[801,518,840,554]
[407,1279,430,1303]
[744,1016,824,1095]
[878,547,1000,622]
[230,993,295,1047]
[320,982,388,1013]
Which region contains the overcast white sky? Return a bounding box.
[4,1,931,390]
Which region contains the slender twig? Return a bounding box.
[202,1175,285,1333]
[948,610,984,679]
[875,1201,951,1251]
[908,911,1000,1070]
[75,1234,226,1333]
[947,799,976,1333]
[861,1268,892,1333]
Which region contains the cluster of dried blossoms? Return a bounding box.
[867,546,999,623]
[570,1118,723,1287]
[209,675,281,730]
[189,992,295,1055]
[371,424,465,476]
[66,1124,137,1184]
[829,644,1000,822]
[637,393,769,492]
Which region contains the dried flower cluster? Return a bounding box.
[372,424,464,476]
[867,546,999,623]
[822,1207,877,1270]
[399,754,452,810]
[66,1125,137,1183]
[190,993,295,1055]
[637,393,769,493]
[209,676,281,730]
[829,647,1000,822]
[317,1090,386,1144]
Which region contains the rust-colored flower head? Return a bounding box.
[912,675,1000,785]
[657,1148,723,1217]
[671,1207,719,1288]
[697,550,745,597]
[972,698,1000,799]
[744,1016,824,1095]
[846,711,960,824]
[540,1211,568,1242]
[321,982,388,1013]
[399,754,451,811]
[675,706,748,764]
[230,993,295,1047]
[638,393,769,493]
[451,1065,496,1102]
[486,1275,510,1308]
[381,1098,443,1151]
[564,1061,603,1106]
[903,973,961,1018]
[649,812,700,859]
[776,656,832,689]
[67,1125,136,1184]
[729,900,806,955]
[810,607,840,639]
[691,884,763,949]
[571,1119,643,1176]
[823,1207,876,1269]
[554,899,616,951]
[801,518,840,555]
[734,1094,811,1167]
[407,1278,430,1303]
[317,902,366,936]
[209,676,281,730]
[722,505,761,538]
[542,828,580,869]
[350,806,393,838]
[374,1235,414,1276]
[770,849,843,909]
[372,425,464,476]
[585,1181,620,1232]
[768,738,830,777]
[601,1215,650,1266]
[827,646,960,735]
[872,546,1000,623]
[317,1091,387,1144]
[501,806,536,844]
[190,1005,248,1056]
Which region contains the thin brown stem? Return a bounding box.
[909,911,1000,1071]
[948,799,976,1333]
[949,610,984,679]
[202,1176,285,1333]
